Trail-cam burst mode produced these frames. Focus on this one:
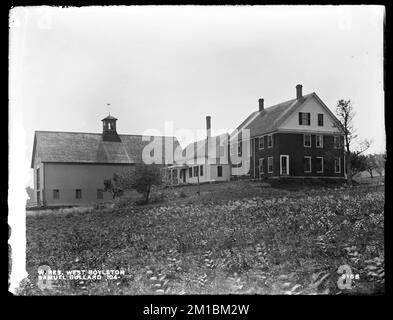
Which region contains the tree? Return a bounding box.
[25,186,34,201]
[104,173,123,199]
[350,153,368,178]
[334,99,371,186]
[365,155,376,178]
[373,153,386,177]
[131,164,163,203]
[111,164,163,203]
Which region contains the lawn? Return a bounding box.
[18,179,384,295]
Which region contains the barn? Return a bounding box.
[31,115,179,206]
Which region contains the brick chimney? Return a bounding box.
[296,84,303,100]
[258,98,264,112]
[206,116,211,138]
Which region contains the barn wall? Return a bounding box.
[43,163,134,206]
[33,160,44,205]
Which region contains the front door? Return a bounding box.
[280,155,289,175]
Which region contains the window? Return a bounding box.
[299,112,311,125]
[189,167,193,178]
[316,157,324,173]
[75,189,82,199]
[200,165,203,176]
[259,136,264,149]
[268,157,273,173]
[335,157,341,173]
[108,122,111,130]
[316,135,323,148]
[53,189,59,200]
[259,158,265,174]
[217,165,223,177]
[334,136,341,149]
[304,157,312,173]
[267,134,273,148]
[97,189,103,199]
[194,166,199,177]
[238,141,242,155]
[36,167,40,189]
[304,134,311,147]
[318,114,324,126]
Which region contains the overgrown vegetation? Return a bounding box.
[19,180,384,295]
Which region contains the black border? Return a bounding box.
[4,1,391,317]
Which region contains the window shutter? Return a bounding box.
[307,113,310,125]
[299,113,302,125]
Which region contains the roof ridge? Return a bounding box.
[263,92,312,110]
[184,133,229,149]
[35,130,178,139]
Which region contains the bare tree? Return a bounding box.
[104,173,123,199]
[104,165,163,203]
[365,155,376,178]
[374,153,386,177]
[351,152,368,178]
[334,99,371,186]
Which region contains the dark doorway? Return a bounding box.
[37,191,41,206]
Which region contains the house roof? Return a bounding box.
[177,133,229,164]
[230,92,341,140]
[31,131,180,168]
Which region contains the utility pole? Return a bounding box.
[197,165,201,196]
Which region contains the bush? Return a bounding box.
[179,191,187,198]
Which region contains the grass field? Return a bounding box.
[18,178,384,295]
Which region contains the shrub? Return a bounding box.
[179,191,187,198]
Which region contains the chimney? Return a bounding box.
[296,84,303,100]
[206,116,211,138]
[258,98,264,112]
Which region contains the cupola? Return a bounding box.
[102,115,121,142]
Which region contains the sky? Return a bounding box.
[9,5,385,187]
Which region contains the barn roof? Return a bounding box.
[31,131,180,168]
